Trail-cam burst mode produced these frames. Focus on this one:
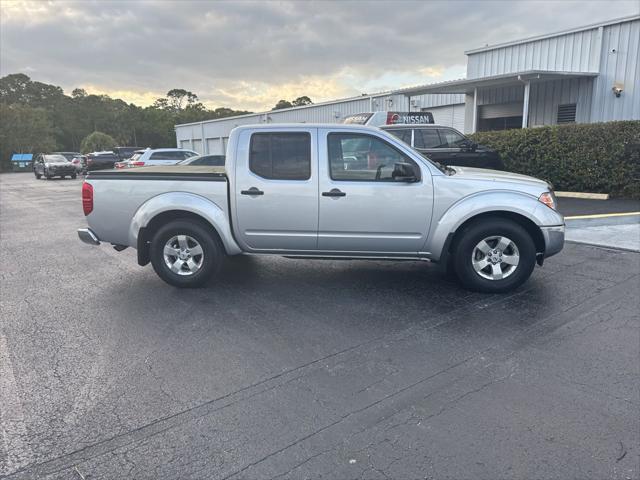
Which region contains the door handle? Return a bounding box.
[322,188,346,197]
[241,187,264,196]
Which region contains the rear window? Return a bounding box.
[149,151,192,160]
[249,133,311,180]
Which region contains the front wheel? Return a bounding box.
[34,171,41,179]
[150,219,224,288]
[453,219,536,293]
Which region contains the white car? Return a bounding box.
[118,148,198,168]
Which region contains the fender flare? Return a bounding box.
[128,192,242,256]
[426,190,562,262]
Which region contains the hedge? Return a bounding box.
[470,121,640,198]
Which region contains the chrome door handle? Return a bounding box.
[322,188,346,197]
[241,187,264,196]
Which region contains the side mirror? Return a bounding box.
[392,162,418,182]
[462,140,478,152]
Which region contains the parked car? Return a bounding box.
[178,154,225,166]
[69,155,86,173]
[78,123,564,293]
[117,148,198,168]
[85,151,119,172]
[381,124,504,170]
[113,146,142,162]
[33,153,77,179]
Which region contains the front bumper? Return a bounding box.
[78,228,100,245]
[540,225,565,258]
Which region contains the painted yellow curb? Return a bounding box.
[565,212,640,220]
[556,191,610,200]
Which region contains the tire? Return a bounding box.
[452,218,536,293]
[150,219,224,288]
[71,173,77,179]
[34,171,41,179]
[61,175,65,179]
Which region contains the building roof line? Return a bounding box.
[464,14,640,55]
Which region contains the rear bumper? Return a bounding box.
[541,225,565,258]
[78,228,100,245]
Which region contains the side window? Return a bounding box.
[414,129,443,149]
[386,129,411,145]
[328,133,420,182]
[249,132,311,180]
[438,129,467,148]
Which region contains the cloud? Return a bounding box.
[1,1,638,111]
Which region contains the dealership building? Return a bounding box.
[176,15,639,155]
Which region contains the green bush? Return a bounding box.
[470,121,640,198]
[80,131,117,154]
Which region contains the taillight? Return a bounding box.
[87,158,93,165]
[82,182,93,215]
[130,161,145,167]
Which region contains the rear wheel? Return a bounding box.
[453,219,536,293]
[150,219,224,288]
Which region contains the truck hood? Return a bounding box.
[450,166,550,189]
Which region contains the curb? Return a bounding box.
[555,191,609,200]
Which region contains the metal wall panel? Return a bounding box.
[528,77,594,126]
[409,93,465,108]
[191,139,203,154]
[591,18,640,121]
[467,25,601,78]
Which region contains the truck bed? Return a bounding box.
[85,165,229,248]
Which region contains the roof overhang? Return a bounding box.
[398,70,599,96]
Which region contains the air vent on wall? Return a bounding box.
[557,104,577,124]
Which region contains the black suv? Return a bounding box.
[381,125,503,170]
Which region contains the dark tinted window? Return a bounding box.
[249,133,311,180]
[180,155,225,166]
[414,129,443,149]
[385,129,412,144]
[328,133,419,182]
[438,129,467,148]
[150,151,192,160]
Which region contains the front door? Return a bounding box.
[317,130,433,254]
[234,128,318,252]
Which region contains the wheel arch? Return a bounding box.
[130,192,242,266]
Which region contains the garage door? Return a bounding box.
[207,138,222,155]
[479,102,523,119]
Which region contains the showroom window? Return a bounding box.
[328,133,419,182]
[249,132,311,180]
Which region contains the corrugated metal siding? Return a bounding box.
[477,85,524,105]
[410,93,465,108]
[591,18,640,121]
[467,27,601,78]
[528,77,593,126]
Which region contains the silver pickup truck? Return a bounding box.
[78,123,564,293]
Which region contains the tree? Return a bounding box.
[0,103,56,170]
[71,88,87,99]
[272,99,293,110]
[292,96,312,107]
[80,131,117,153]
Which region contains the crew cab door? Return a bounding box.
[233,128,318,251]
[317,129,433,254]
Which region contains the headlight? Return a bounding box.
[538,191,557,210]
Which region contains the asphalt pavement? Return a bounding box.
[1,173,638,480]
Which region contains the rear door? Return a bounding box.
[234,128,319,252]
[317,129,433,254]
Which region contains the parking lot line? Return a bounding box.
[564,211,640,220]
[0,334,34,476]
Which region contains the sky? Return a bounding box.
[1,0,638,111]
